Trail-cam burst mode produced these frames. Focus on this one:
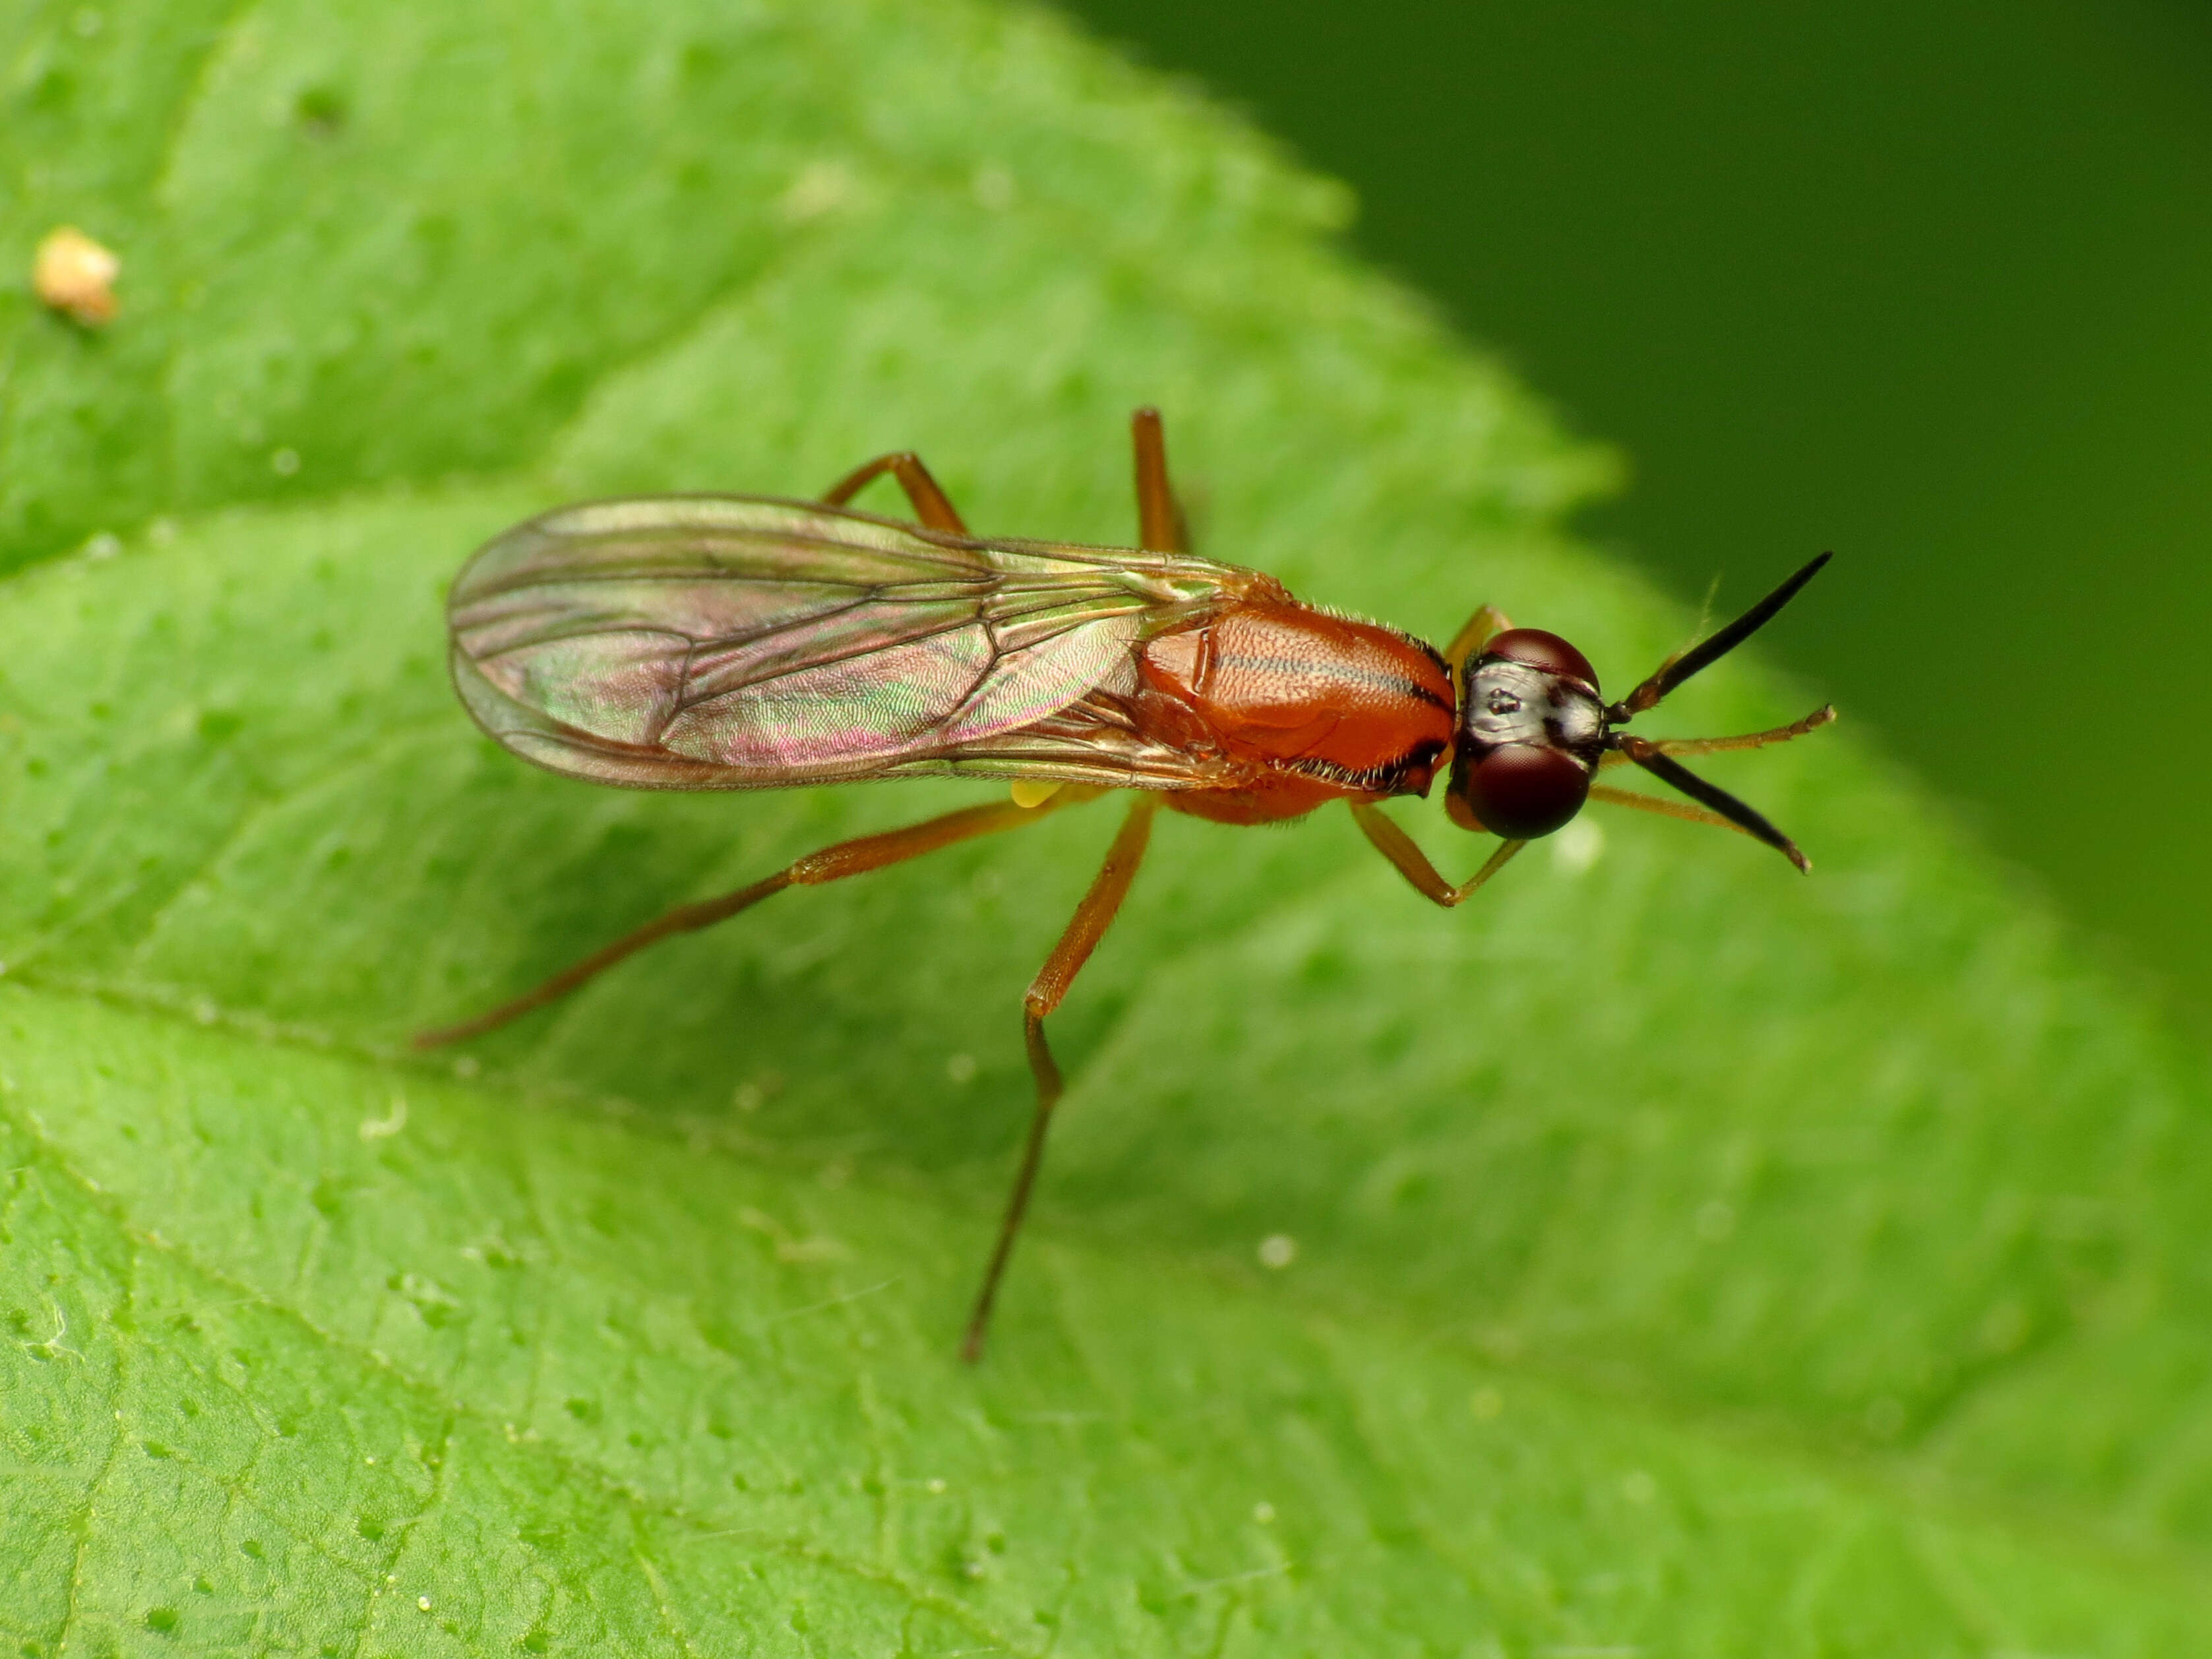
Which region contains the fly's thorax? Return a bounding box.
[1137,602,1454,798]
[1448,629,1607,838]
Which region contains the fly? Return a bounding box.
[417,409,1835,1359]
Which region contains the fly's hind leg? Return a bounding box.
[1130,407,1190,553]
[414,795,1072,1049]
[962,793,1160,1362]
[820,451,970,535]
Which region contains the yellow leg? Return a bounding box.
[1587,784,1750,840]
[1596,704,1835,768]
[1349,801,1527,908]
[415,796,1070,1049]
[819,451,970,535]
[1130,407,1188,553]
[1442,605,1514,695]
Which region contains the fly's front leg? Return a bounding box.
[1349,801,1527,907]
[1595,705,1836,768]
[415,795,1072,1049]
[1587,784,1750,839]
[820,451,970,535]
[962,793,1160,1362]
[1442,604,1513,689]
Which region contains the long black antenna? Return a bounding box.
[1612,551,1831,720]
[1616,737,1811,872]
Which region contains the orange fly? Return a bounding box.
[419,410,1835,1358]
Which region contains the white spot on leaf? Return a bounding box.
[359,1095,408,1141]
[1551,817,1605,876]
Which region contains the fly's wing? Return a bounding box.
[448,495,1256,791]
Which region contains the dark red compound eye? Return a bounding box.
[1480,628,1599,693]
[1463,743,1593,838]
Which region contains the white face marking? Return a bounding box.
[1463,660,1605,753]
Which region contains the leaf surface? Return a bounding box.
[3,0,2210,1652]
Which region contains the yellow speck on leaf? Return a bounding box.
[32,226,120,325]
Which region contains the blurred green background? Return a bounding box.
[1059,0,2212,1038]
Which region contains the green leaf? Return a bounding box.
[3,0,2210,1652]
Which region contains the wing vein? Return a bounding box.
[446,495,1249,792]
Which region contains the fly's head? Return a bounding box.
[1446,629,1606,838]
[1443,554,1837,870]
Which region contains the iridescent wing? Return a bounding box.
[448,495,1264,792]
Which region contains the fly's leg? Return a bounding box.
[1442,605,1513,692]
[414,796,1072,1049]
[1595,705,1836,768]
[1130,407,1188,553]
[819,451,970,535]
[1588,706,1833,865]
[962,794,1160,1362]
[1349,801,1527,907]
[1587,784,1755,840]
